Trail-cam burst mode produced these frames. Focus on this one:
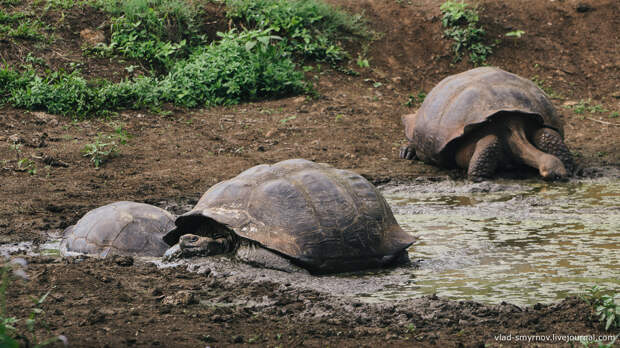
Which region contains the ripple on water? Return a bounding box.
[374,176,620,306]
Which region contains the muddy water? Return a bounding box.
[4,172,618,307]
[378,174,620,306]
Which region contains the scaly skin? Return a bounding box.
[467,134,502,182]
[532,128,575,174]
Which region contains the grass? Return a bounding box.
[440,0,492,65]
[0,0,362,118]
[0,7,47,41]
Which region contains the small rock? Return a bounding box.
[162,290,197,306]
[80,29,105,46]
[32,112,58,126]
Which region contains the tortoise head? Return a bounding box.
[178,234,234,257]
[538,154,567,181]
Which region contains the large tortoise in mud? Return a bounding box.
[400,67,575,181]
[60,201,174,258]
[163,159,415,274]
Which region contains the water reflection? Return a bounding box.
[378,177,620,306]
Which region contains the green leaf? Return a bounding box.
[605,314,614,330]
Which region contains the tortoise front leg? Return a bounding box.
[399,142,417,160]
[467,134,502,182]
[532,128,575,174]
[505,120,567,180]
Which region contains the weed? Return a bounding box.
[279,115,297,124]
[405,91,426,107]
[440,0,492,65]
[157,28,305,107]
[609,111,619,119]
[1,260,65,347]
[93,0,201,71]
[356,55,370,68]
[81,133,121,168]
[579,336,617,348]
[580,285,620,331]
[226,0,369,64]
[16,158,36,175]
[565,99,608,115]
[406,323,416,333]
[531,75,563,99]
[505,30,525,38]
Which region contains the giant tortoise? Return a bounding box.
[163,159,415,274]
[60,201,174,258]
[400,67,575,181]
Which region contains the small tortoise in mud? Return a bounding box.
[400,67,575,181]
[60,201,174,258]
[163,159,415,274]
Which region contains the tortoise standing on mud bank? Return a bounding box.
[163,159,415,274]
[400,67,575,181]
[60,201,174,258]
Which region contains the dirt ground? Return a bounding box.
[2,0,619,346]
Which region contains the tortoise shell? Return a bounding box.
[164,159,415,273]
[404,67,564,166]
[60,201,174,258]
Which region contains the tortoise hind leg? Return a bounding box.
[532,128,575,174]
[467,134,502,182]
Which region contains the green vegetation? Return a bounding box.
[564,99,609,115]
[440,0,492,65]
[530,75,563,99]
[91,0,202,71]
[579,337,617,348]
[581,285,620,331]
[0,0,365,118]
[82,126,129,168]
[505,30,525,38]
[226,0,369,64]
[1,260,64,347]
[405,91,426,107]
[0,7,46,41]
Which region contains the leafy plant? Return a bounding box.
[580,285,620,331]
[609,111,619,119]
[157,28,305,107]
[596,295,619,331]
[226,0,369,64]
[81,133,121,168]
[505,30,525,38]
[405,91,426,107]
[440,0,492,65]
[92,0,201,71]
[16,158,36,175]
[565,99,608,115]
[356,55,370,68]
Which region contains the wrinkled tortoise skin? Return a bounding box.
[164,159,415,273]
[60,201,174,258]
[405,67,564,167]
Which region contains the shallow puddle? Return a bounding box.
[374,175,620,306]
[4,173,619,307]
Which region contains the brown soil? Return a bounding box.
[2,0,619,347]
